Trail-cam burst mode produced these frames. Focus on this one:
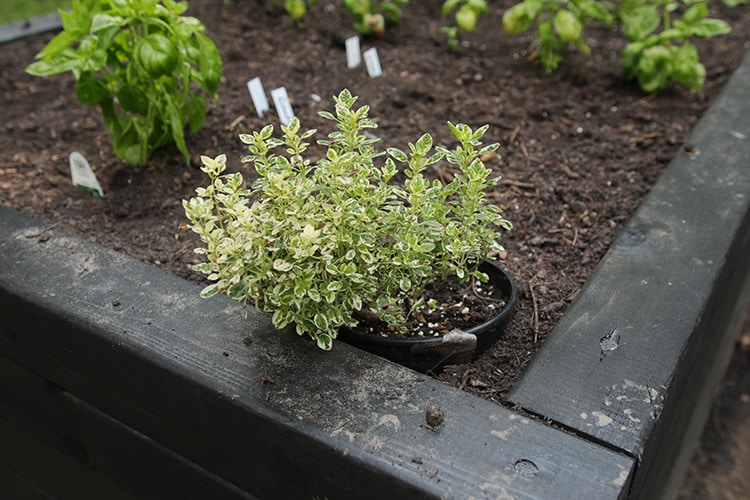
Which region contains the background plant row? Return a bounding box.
[22,0,747,167]
[282,0,746,93]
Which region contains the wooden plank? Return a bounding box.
[0,415,137,500]
[0,12,61,45]
[0,354,255,500]
[509,54,750,499]
[0,206,635,499]
[0,463,55,500]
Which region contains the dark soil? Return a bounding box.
[679,313,750,500]
[1,0,749,398]
[351,266,508,340]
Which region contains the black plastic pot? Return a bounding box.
[339,260,518,371]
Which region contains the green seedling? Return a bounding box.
[441,0,489,48]
[619,0,731,92]
[344,0,408,35]
[502,0,612,72]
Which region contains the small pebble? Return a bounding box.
[425,403,445,430]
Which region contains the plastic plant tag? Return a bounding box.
[345,36,361,68]
[69,151,104,197]
[247,77,269,118]
[363,47,382,78]
[271,87,295,125]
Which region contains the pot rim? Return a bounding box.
[339,259,518,347]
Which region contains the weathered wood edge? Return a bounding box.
[508,52,750,500]
[0,206,634,499]
[0,12,61,45]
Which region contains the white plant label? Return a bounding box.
[345,36,361,69]
[69,151,104,197]
[363,47,382,78]
[271,87,295,126]
[247,77,269,118]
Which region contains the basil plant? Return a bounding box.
[26,0,222,166]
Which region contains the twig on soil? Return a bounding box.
[560,163,580,179]
[528,272,542,344]
[632,93,657,108]
[173,241,194,259]
[227,114,246,131]
[23,222,61,240]
[458,367,474,391]
[509,125,521,144]
[499,179,536,189]
[425,350,464,376]
[629,131,666,145]
[520,142,531,167]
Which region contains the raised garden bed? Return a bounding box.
[2,3,750,498]
[2,52,750,500]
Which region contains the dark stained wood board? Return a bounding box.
[0,354,253,499]
[0,205,634,499]
[509,53,750,500]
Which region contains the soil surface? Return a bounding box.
[1,1,749,493]
[679,313,750,500]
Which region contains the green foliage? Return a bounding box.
[277,0,406,35]
[619,0,731,92]
[497,0,736,92]
[25,0,222,166]
[1,0,72,24]
[183,89,511,350]
[344,0,408,35]
[501,0,613,72]
[282,0,315,22]
[441,0,489,47]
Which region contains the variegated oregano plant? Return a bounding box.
[183,89,511,350]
